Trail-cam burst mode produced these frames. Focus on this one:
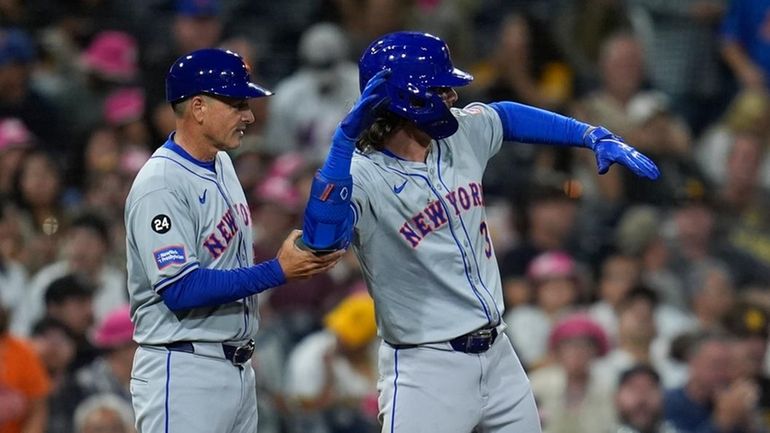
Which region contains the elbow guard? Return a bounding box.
[302,170,354,251]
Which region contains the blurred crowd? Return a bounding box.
[1,0,770,432]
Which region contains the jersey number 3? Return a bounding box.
[479,220,492,258]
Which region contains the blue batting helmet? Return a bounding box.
[165,48,272,103]
[358,32,473,139]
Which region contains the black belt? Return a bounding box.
[387,327,499,354]
[164,340,255,365]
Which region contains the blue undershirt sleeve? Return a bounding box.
[489,101,591,147]
[159,258,286,311]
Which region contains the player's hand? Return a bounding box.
[339,69,391,139]
[584,126,660,180]
[277,230,345,280]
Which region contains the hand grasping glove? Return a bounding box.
[584,126,660,180]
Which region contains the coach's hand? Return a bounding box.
[277,230,345,280]
[340,69,391,139]
[584,126,660,180]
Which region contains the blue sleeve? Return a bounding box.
[160,259,286,311]
[490,101,591,147]
[302,128,355,251]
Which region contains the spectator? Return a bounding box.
[285,292,379,433]
[103,87,148,144]
[720,0,770,92]
[472,12,572,111]
[28,318,76,391]
[530,314,614,433]
[37,274,97,371]
[696,90,770,192]
[142,0,224,139]
[664,195,762,302]
[73,394,135,433]
[50,30,140,159]
[686,262,736,332]
[0,117,34,196]
[612,365,677,433]
[15,212,126,336]
[627,0,727,132]
[11,149,65,272]
[332,0,415,54]
[499,183,579,279]
[0,304,51,433]
[264,23,360,162]
[614,206,680,310]
[724,302,770,426]
[49,305,136,433]
[589,254,642,341]
[551,0,631,93]
[82,127,121,177]
[716,133,767,216]
[664,332,763,433]
[595,287,670,386]
[0,28,63,151]
[506,251,581,368]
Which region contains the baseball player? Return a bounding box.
[299,32,660,432]
[124,48,343,433]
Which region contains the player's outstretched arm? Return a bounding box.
[301,70,390,252]
[489,101,660,180]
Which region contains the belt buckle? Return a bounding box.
[232,340,255,365]
[465,329,494,353]
[473,329,493,339]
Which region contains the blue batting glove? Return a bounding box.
[339,69,391,139]
[584,126,660,180]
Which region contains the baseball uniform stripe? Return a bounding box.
[435,143,501,325]
[153,262,199,292]
[165,352,171,433]
[390,348,400,433]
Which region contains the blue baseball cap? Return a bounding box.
[175,0,220,17]
[0,29,36,66]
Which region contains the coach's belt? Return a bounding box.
[386,327,499,354]
[164,340,255,366]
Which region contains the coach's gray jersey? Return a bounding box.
[350,103,505,345]
[125,137,257,345]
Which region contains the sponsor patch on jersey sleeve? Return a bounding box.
[153,245,187,270]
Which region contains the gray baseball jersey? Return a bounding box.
[125,136,257,345]
[350,102,505,345]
